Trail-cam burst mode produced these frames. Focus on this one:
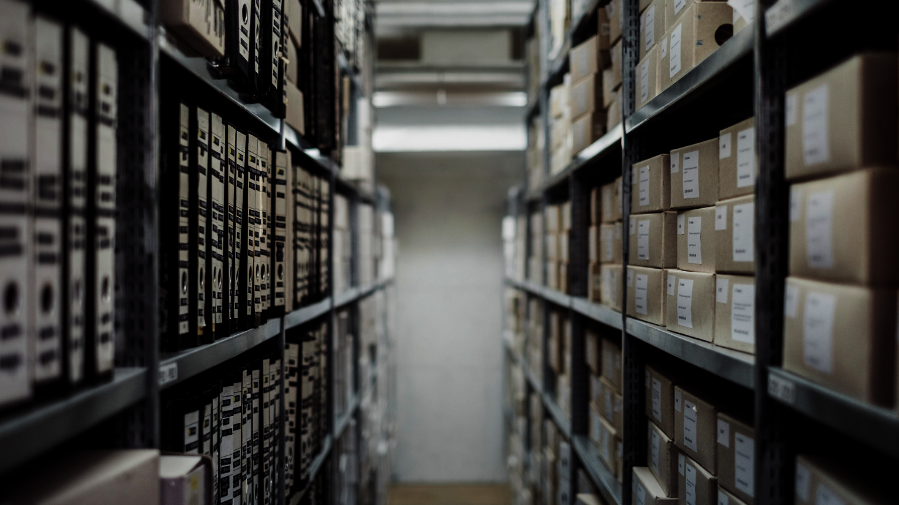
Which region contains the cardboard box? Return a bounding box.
[570,35,611,82]
[632,154,671,213]
[547,233,559,260]
[782,277,897,407]
[676,207,716,273]
[784,53,898,180]
[577,494,603,505]
[589,262,602,302]
[675,386,718,475]
[677,451,718,505]
[649,422,678,498]
[562,202,572,230]
[603,68,617,108]
[285,80,305,135]
[659,3,733,91]
[713,275,755,355]
[627,266,668,326]
[591,187,602,224]
[664,0,726,32]
[719,118,756,200]
[637,45,660,110]
[600,222,623,264]
[607,87,623,132]
[560,262,569,293]
[610,39,623,89]
[789,169,899,285]
[646,365,676,438]
[597,7,612,51]
[546,205,561,233]
[599,376,624,433]
[670,138,719,209]
[714,195,755,275]
[571,74,602,119]
[598,417,620,478]
[666,270,716,342]
[601,180,622,223]
[630,212,677,268]
[550,80,570,118]
[285,0,302,47]
[586,327,600,374]
[640,0,666,60]
[160,455,213,505]
[634,466,678,505]
[602,335,623,393]
[607,0,623,43]
[547,261,560,290]
[160,0,225,57]
[572,111,606,155]
[716,413,755,505]
[601,264,623,311]
[561,232,570,262]
[589,226,600,262]
[719,486,749,505]
[794,455,893,505]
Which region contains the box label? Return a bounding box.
[769,373,796,405]
[633,274,649,315]
[651,428,660,474]
[805,190,834,268]
[795,462,810,501]
[687,217,702,264]
[682,150,700,199]
[639,166,651,206]
[678,453,685,475]
[732,202,754,262]
[790,187,802,222]
[638,220,650,260]
[803,291,836,373]
[719,132,732,159]
[683,400,698,451]
[736,127,755,187]
[685,460,697,505]
[669,23,682,78]
[802,84,830,166]
[785,283,800,318]
[716,205,727,231]
[668,273,676,296]
[735,433,755,497]
[716,278,729,304]
[673,0,687,16]
[640,58,650,104]
[652,377,662,421]
[645,6,656,50]
[786,92,798,126]
[717,419,730,447]
[677,279,694,328]
[675,389,682,412]
[731,283,756,344]
[678,213,686,234]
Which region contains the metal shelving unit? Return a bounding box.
[289,435,334,505]
[572,435,622,505]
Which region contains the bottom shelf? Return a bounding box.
[572,435,622,505]
[289,435,333,505]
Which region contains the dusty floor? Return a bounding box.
[388,484,510,505]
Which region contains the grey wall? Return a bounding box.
[379,151,523,483]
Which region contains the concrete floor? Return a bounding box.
[388,484,511,505]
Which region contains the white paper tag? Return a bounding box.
[735,433,755,497]
[652,377,662,421]
[645,6,656,49]
[795,462,811,502]
[682,150,700,199]
[651,428,660,474]
[635,274,649,315]
[677,279,694,328]
[790,187,802,222]
[677,213,686,235]
[786,92,798,126]
[716,278,729,304]
[736,127,756,188]
[669,23,682,78]
[720,132,732,159]
[687,217,702,264]
[732,284,756,344]
[639,166,651,206]
[683,400,698,451]
[803,291,836,374]
[660,33,668,59]
[802,84,830,166]
[638,220,650,260]
[716,205,728,231]
[732,202,754,263]
[686,460,697,505]
[673,0,686,16]
[806,191,834,268]
[717,419,730,447]
[678,453,685,476]
[159,362,179,386]
[640,59,650,104]
[668,273,676,296]
[785,284,800,319]
[675,389,682,412]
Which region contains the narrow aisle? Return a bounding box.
[389,484,511,505]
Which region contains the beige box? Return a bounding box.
[630,212,677,268]
[670,139,719,209]
[716,412,755,505]
[794,455,893,505]
[789,169,899,285]
[572,111,607,155]
[607,0,623,43]
[783,276,897,407]
[666,270,716,342]
[646,364,676,439]
[627,266,668,326]
[601,180,623,223]
[659,3,733,91]
[718,118,757,200]
[713,274,756,355]
[677,451,718,505]
[600,222,623,264]
[634,466,678,505]
[599,376,624,433]
[560,262,569,293]
[719,486,749,505]
[589,226,600,263]
[586,327,600,374]
[547,261,560,290]
[570,35,611,82]
[649,422,678,498]
[674,386,718,475]
[676,207,716,273]
[560,232,570,262]
[664,0,727,32]
[632,154,671,213]
[603,68,617,108]
[546,205,561,233]
[160,0,225,57]
[598,416,621,479]
[637,45,660,110]
[546,233,559,261]
[785,53,898,181]
[602,335,623,393]
[590,401,604,446]
[285,80,305,135]
[640,0,666,60]
[571,74,602,119]
[610,38,623,89]
[714,195,755,275]
[601,264,623,311]
[589,262,603,302]
[562,202,572,230]
[607,88,623,132]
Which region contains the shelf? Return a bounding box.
[767,368,899,459]
[529,124,623,200]
[506,277,571,308]
[335,395,360,441]
[625,318,755,389]
[86,0,150,41]
[337,52,364,92]
[289,435,333,505]
[765,0,838,37]
[0,368,147,474]
[524,98,540,120]
[625,26,755,133]
[573,435,623,505]
[569,0,602,40]
[571,297,623,330]
[159,319,282,390]
[543,39,571,89]
[334,278,394,309]
[284,298,332,330]
[544,394,572,440]
[502,333,542,395]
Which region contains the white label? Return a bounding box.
[769,373,796,404]
[675,389,682,412]
[660,33,668,59]
[805,191,834,268]
[652,378,662,421]
[678,279,694,328]
[682,150,700,199]
[687,217,702,264]
[728,0,756,23]
[669,23,682,78]
[678,453,685,475]
[732,202,754,263]
[716,278,729,304]
[719,132,732,159]
[802,84,830,166]
[673,0,687,15]
[786,92,798,126]
[630,217,637,236]
[719,493,729,505]
[716,205,728,231]
[731,284,756,344]
[639,166,651,206]
[685,461,697,505]
[159,362,179,386]
[735,433,755,497]
[668,273,676,295]
[816,484,848,505]
[651,429,660,474]
[717,419,730,447]
[636,482,646,505]
[645,6,656,50]
[638,220,650,260]
[635,274,649,315]
[803,291,836,374]
[640,59,650,104]
[683,400,698,451]
[736,127,756,187]
[790,187,802,222]
[671,152,680,173]
[795,462,811,502]
[677,213,686,234]
[785,284,800,319]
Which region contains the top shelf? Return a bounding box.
[86,0,150,41]
[765,0,839,37]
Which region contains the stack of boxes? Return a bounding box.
[548,308,572,416]
[586,328,623,483]
[550,78,573,174]
[588,179,623,309]
[529,117,546,190]
[544,419,572,505]
[528,298,544,382]
[549,0,569,59]
[529,211,544,285]
[604,0,623,133]
[333,194,352,294]
[545,202,571,293]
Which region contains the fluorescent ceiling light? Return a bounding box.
[372,91,527,107]
[373,125,526,152]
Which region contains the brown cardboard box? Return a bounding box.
[716,413,755,505]
[570,36,611,82]
[599,376,624,433]
[600,222,623,264]
[589,262,602,302]
[607,0,623,43]
[714,195,755,275]
[571,74,602,119]
[597,7,612,51]
[285,80,305,135]
[629,212,677,268]
[603,69,617,108]
[285,0,302,47]
[586,327,600,374]
[637,45,660,110]
[610,39,623,90]
[646,364,676,439]
[632,154,671,213]
[601,264,623,311]
[666,270,716,342]
[794,455,893,505]
[547,261,559,290]
[677,207,716,273]
[640,0,666,60]
[627,266,667,326]
[675,386,718,475]
[601,180,622,223]
[649,422,679,498]
[634,466,678,505]
[670,139,719,209]
[659,3,733,91]
[784,53,898,181]
[572,111,607,155]
[789,169,899,285]
[677,451,718,505]
[589,226,600,263]
[718,118,757,200]
[590,402,604,446]
[719,486,749,505]
[782,277,897,407]
[664,0,728,32]
[598,417,620,478]
[591,187,601,224]
[160,0,226,57]
[607,88,623,132]
[713,275,755,355]
[602,335,623,393]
